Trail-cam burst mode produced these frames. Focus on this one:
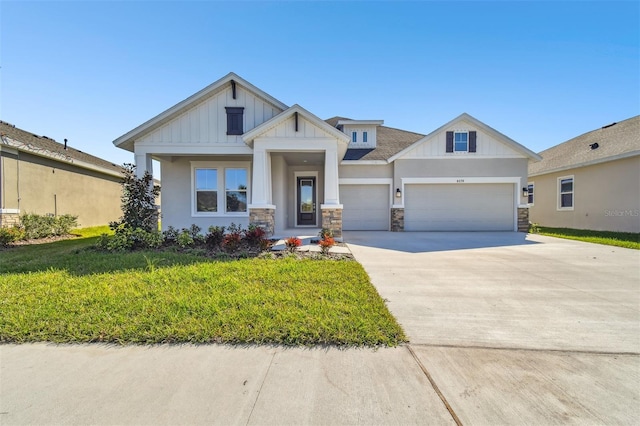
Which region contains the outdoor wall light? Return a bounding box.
[522,187,528,197]
[396,188,402,198]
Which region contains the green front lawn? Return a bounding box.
[0,227,406,346]
[535,226,639,250]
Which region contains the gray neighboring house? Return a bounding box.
[528,116,640,233]
[113,72,541,236]
[1,120,124,228]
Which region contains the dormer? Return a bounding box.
[337,120,384,149]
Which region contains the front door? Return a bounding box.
[297,177,316,226]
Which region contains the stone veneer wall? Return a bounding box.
[321,208,342,239]
[518,207,529,232]
[249,208,275,236]
[391,208,404,232]
[0,213,20,228]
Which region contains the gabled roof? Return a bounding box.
[113,72,289,152]
[529,115,640,176]
[244,105,350,144]
[0,120,123,177]
[388,113,542,162]
[326,116,425,162]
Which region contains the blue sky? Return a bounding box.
[1,1,638,167]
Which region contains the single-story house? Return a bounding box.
[0,120,124,228]
[113,72,541,237]
[528,116,640,233]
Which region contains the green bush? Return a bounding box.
[20,213,78,239]
[0,226,24,247]
[96,226,163,252]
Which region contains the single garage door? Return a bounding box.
[404,183,514,231]
[341,184,390,230]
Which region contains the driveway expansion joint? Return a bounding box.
[406,345,463,426]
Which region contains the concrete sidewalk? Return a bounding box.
[0,343,454,425]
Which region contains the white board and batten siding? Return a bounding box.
[138,86,282,145]
[260,115,338,139]
[340,180,391,231]
[404,183,515,231]
[401,121,523,159]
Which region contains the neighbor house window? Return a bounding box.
[352,131,357,143]
[558,176,574,210]
[363,131,368,143]
[454,132,468,152]
[225,168,248,213]
[195,169,218,212]
[226,107,244,135]
[527,183,534,205]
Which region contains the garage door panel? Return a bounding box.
[405,184,514,231]
[341,185,390,231]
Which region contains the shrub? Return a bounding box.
[318,236,335,254]
[285,237,302,252]
[529,222,540,234]
[222,232,242,253]
[162,226,179,244]
[96,226,163,251]
[244,225,266,248]
[177,230,195,248]
[0,226,24,247]
[20,213,78,239]
[205,226,225,249]
[110,163,160,233]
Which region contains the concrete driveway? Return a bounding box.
[346,231,640,425]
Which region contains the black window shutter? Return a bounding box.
[469,131,477,152]
[225,107,244,135]
[446,131,454,152]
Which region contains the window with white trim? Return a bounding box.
[192,162,249,216]
[558,176,574,210]
[363,131,368,143]
[352,131,357,143]
[454,132,468,152]
[527,183,534,205]
[225,168,247,213]
[195,169,218,212]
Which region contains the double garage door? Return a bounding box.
[341,183,515,231]
[404,183,515,231]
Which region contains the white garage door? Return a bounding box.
[341,184,390,231]
[404,184,515,231]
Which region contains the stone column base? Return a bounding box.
[517,207,529,232]
[321,208,342,239]
[249,208,275,237]
[0,212,20,228]
[391,208,404,232]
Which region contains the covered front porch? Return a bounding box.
[243,104,350,238]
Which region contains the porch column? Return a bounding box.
[134,152,153,179]
[323,147,340,205]
[249,146,275,236]
[321,147,343,238]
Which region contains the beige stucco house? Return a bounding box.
[113,72,541,237]
[528,116,640,233]
[0,121,124,228]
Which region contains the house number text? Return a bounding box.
[456,179,465,183]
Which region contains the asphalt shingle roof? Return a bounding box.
[529,115,640,176]
[0,121,123,175]
[325,116,425,161]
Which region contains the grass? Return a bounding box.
[535,226,640,250]
[0,226,406,346]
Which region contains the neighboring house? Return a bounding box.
[528,116,640,233]
[113,72,541,237]
[0,121,124,228]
